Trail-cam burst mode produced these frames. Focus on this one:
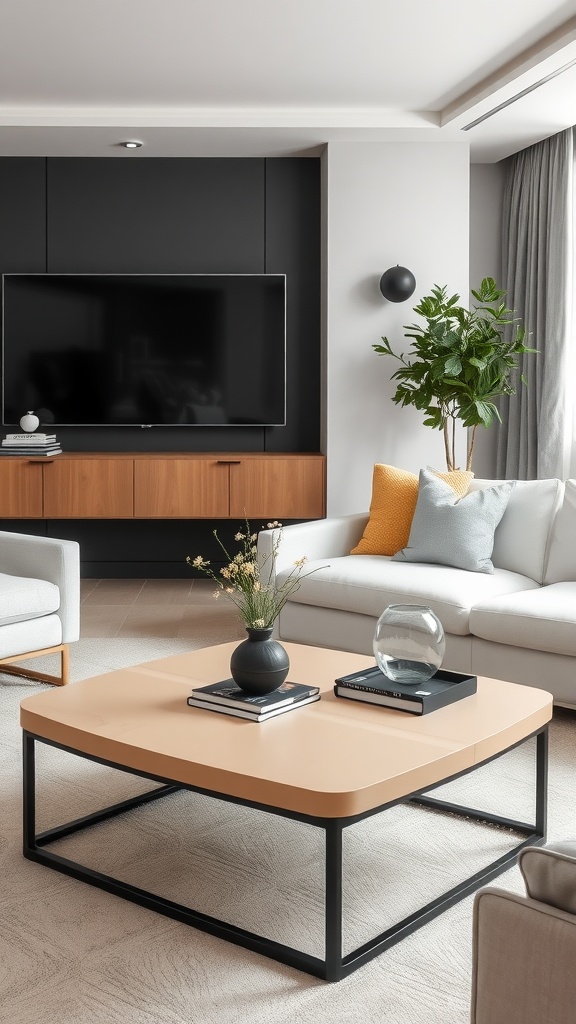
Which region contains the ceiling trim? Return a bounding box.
[462,54,576,130]
[0,108,439,130]
[440,15,576,130]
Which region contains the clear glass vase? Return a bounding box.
[373,604,445,685]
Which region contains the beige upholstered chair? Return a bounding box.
[471,841,576,1024]
[0,530,80,686]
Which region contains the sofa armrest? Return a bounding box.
[258,514,368,581]
[471,886,576,1024]
[0,531,80,643]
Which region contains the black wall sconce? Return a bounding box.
[379,265,416,303]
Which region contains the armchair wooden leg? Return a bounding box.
[0,644,70,686]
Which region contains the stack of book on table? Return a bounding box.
[187,678,321,722]
[334,666,477,715]
[1,432,62,456]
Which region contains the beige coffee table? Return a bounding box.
[20,641,552,982]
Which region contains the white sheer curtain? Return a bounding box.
[496,127,574,480]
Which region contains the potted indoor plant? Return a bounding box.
[373,277,535,471]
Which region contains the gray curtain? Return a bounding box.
[496,127,573,480]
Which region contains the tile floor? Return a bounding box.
[80,578,229,639]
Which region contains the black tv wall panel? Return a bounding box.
[46,158,265,274]
[264,159,321,453]
[0,158,46,273]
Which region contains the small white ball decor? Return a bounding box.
[19,411,40,433]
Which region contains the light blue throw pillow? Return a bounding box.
[392,468,515,574]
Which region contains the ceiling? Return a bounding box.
[1,0,575,163]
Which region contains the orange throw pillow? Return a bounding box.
[351,464,473,556]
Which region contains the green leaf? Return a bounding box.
[373,337,396,357]
[423,407,444,429]
[474,399,496,428]
[444,355,462,375]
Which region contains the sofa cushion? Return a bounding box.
[470,582,576,656]
[544,479,576,584]
[469,477,563,584]
[350,464,473,556]
[279,556,540,635]
[0,614,63,660]
[393,470,514,574]
[0,572,60,626]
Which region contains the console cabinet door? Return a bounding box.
[43,459,134,518]
[133,459,230,517]
[0,460,44,517]
[229,458,325,519]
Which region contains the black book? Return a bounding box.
[334,665,477,715]
[187,693,320,721]
[189,678,320,711]
[0,446,62,456]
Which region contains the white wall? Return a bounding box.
[323,141,470,517]
[468,162,506,479]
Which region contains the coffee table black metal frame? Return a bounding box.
[22,724,548,983]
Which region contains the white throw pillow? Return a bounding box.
[470,477,563,583]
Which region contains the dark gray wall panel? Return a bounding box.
[264,159,321,452]
[47,158,265,273]
[40,517,305,578]
[0,520,47,536]
[0,159,46,434]
[0,158,46,272]
[23,424,267,454]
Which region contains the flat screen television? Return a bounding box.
[1,273,287,427]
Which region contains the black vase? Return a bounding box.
[230,627,290,694]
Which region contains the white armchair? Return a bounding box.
[0,530,80,686]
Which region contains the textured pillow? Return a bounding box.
[351,464,473,556]
[393,468,515,573]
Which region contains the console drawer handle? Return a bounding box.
[216,459,241,464]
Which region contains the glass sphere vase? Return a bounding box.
[373,604,445,685]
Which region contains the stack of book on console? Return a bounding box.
[187,679,321,722]
[334,666,477,715]
[1,432,62,456]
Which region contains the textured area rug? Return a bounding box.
[2,632,576,1024]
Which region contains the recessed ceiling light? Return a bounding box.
[121,141,143,149]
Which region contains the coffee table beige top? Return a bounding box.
[20,642,553,818]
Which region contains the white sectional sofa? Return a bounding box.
[258,478,576,707]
